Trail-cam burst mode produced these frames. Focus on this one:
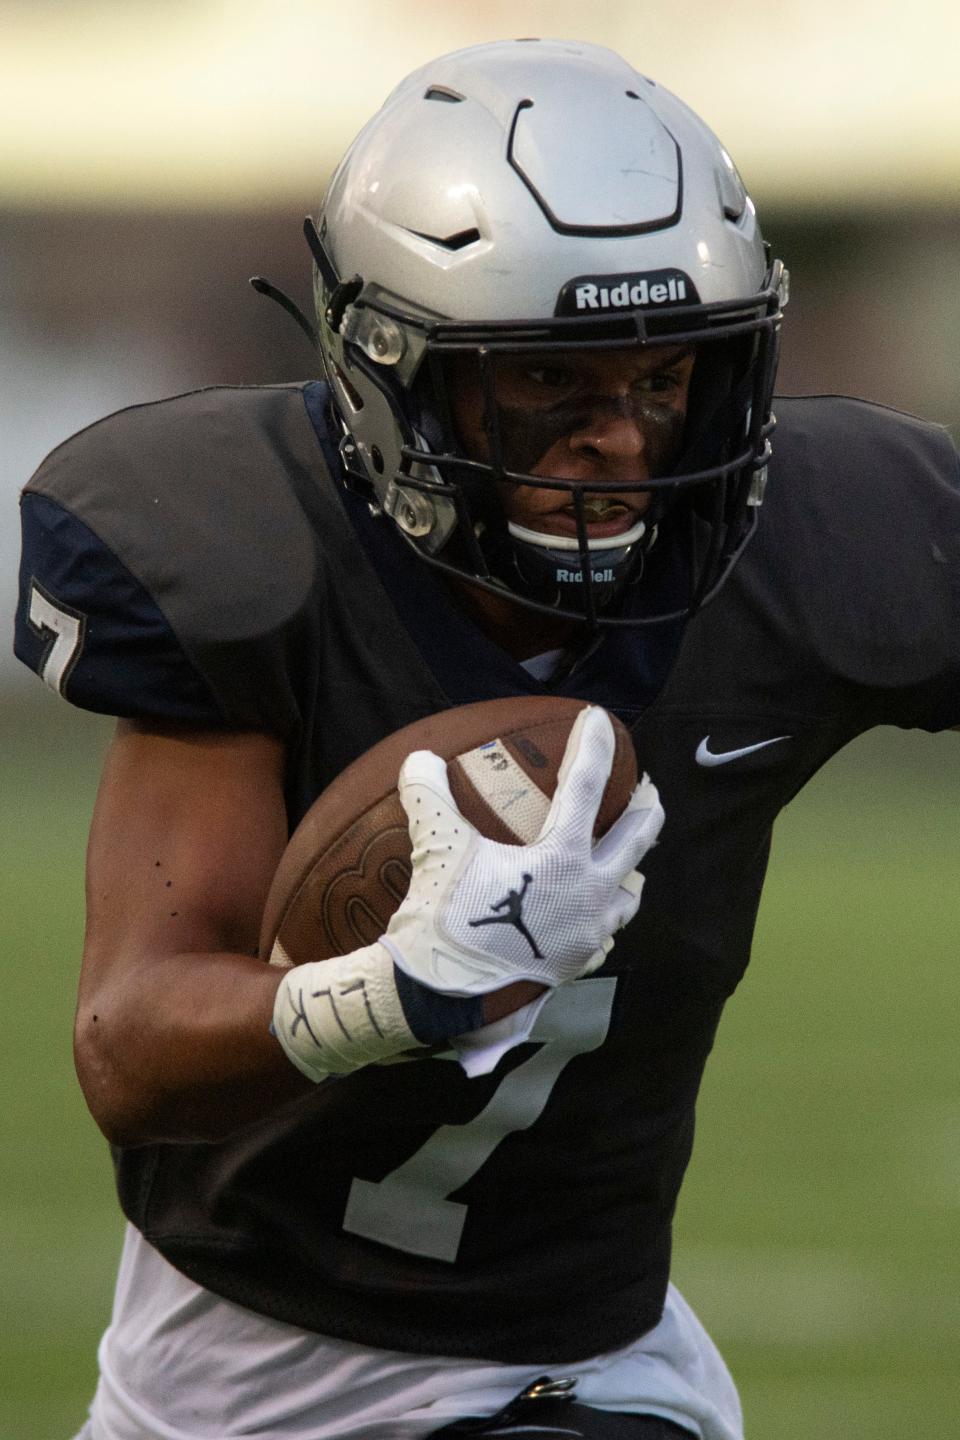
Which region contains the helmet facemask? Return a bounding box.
[313,233,785,629]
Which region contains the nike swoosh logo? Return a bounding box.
[696,734,791,767]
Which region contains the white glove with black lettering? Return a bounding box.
[273,706,663,1082]
[383,705,664,993]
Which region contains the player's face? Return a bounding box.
[447,344,696,541]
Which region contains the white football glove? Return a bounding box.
[273,706,664,1082]
[383,705,664,994]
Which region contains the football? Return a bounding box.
[259,695,637,968]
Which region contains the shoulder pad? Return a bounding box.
[749,396,960,711]
[19,385,336,732]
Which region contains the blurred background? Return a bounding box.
[2,2,959,1437]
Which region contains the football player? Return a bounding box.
[15,38,960,1440]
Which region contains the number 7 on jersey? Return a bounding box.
[343,977,618,1262]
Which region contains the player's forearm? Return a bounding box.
[76,950,544,1146]
[75,950,308,1145]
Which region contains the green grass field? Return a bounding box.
[2,689,957,1439]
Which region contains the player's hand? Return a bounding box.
[383,706,664,995]
[272,707,663,1082]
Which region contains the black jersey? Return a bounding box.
[14,383,960,1361]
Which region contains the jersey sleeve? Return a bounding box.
[14,385,326,737]
[16,491,224,722]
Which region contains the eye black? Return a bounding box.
[528,367,573,388]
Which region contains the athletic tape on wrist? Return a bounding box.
[272,942,424,1082]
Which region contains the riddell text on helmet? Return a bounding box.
[556,567,615,584]
[555,268,699,316]
[576,276,687,310]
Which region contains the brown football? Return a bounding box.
[259,695,636,969]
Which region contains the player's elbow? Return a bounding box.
[73,1004,217,1147]
[74,1016,139,1145]
[73,1000,283,1147]
[73,1005,161,1145]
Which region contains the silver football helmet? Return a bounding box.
[307,38,788,627]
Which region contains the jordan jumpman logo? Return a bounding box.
[468,872,544,958]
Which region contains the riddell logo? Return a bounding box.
[577,276,686,310]
[557,567,615,584]
[556,268,699,317]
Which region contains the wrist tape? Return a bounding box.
[271,942,484,1083]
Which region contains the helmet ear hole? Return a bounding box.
[332,363,364,413]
